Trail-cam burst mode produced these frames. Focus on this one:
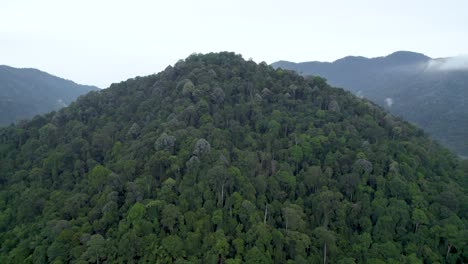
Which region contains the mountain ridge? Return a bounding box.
[272,51,468,156]
[0,65,98,126]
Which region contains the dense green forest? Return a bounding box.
[0,65,98,126]
[272,51,468,157]
[0,52,467,263]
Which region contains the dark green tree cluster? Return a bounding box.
[0,52,467,263]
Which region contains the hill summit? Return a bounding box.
[0,52,467,263]
[0,65,98,126]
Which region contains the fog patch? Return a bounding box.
[426,55,468,71]
[385,97,393,107]
[356,90,364,98]
[57,99,67,107]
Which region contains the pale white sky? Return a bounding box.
[1,0,467,88]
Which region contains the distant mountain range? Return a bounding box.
[272,51,468,157]
[0,65,98,126]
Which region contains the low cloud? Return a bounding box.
[356,90,364,98]
[385,98,393,107]
[426,55,468,71]
[57,98,67,107]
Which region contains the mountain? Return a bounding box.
[0,52,467,263]
[0,65,98,126]
[272,51,468,157]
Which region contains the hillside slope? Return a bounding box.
[0,65,98,126]
[272,51,468,157]
[0,53,467,263]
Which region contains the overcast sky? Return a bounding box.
[1,0,467,88]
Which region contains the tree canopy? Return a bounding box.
[0,52,467,263]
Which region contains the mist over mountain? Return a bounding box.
[0,65,98,126]
[0,52,467,263]
[272,51,468,157]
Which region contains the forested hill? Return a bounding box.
[272,51,468,157]
[0,52,467,263]
[0,65,98,126]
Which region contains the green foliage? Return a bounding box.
[87,165,111,192]
[0,52,467,263]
